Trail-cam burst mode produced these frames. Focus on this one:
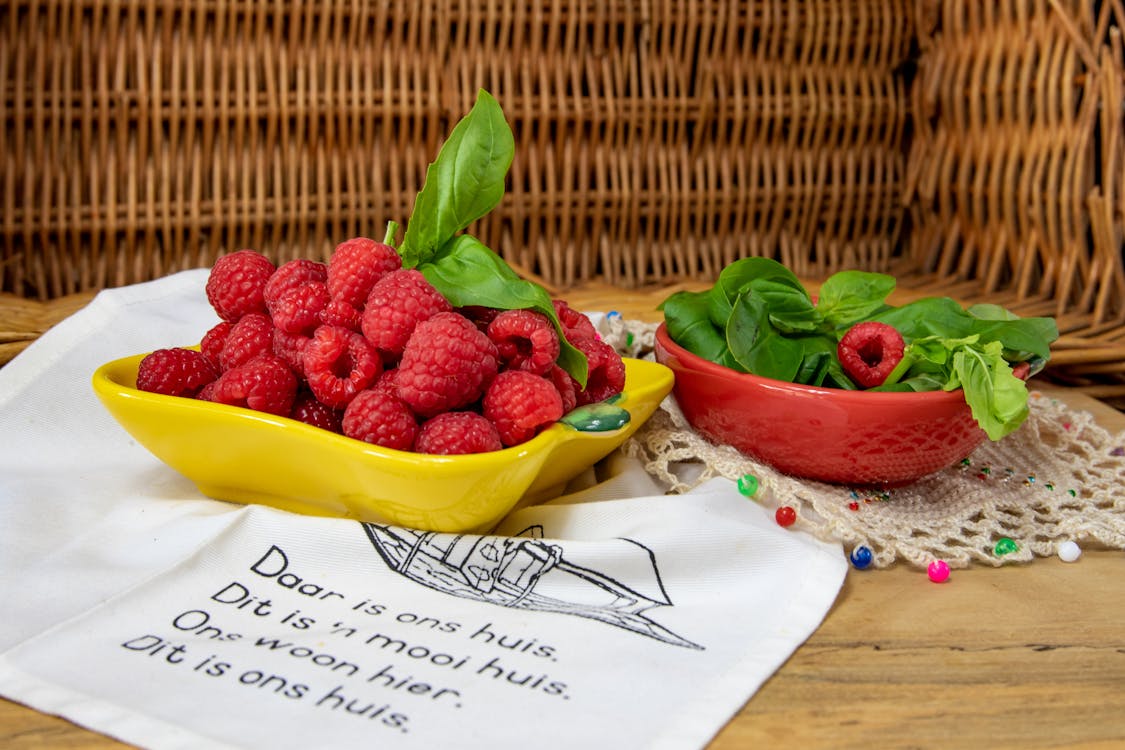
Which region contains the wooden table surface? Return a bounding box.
[3,282,1124,748]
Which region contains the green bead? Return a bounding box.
[737,474,759,498]
[993,537,1019,556]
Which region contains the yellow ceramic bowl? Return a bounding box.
[92,353,673,532]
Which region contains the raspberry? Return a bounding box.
[219,312,274,371]
[269,281,330,334]
[837,321,905,388]
[342,387,418,451]
[547,364,579,413]
[319,298,363,332]
[458,305,502,332]
[264,258,328,309]
[553,298,598,343]
[289,390,343,433]
[209,355,298,416]
[271,328,312,373]
[303,325,383,409]
[415,411,503,455]
[200,321,232,370]
[483,370,565,446]
[327,237,401,309]
[361,269,452,359]
[205,249,275,322]
[487,309,560,375]
[570,336,626,405]
[136,348,217,398]
[396,312,499,417]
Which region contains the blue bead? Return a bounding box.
[849,545,874,570]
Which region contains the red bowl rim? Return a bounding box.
[654,322,969,406]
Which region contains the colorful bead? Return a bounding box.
[927,560,951,583]
[849,546,873,570]
[1057,540,1082,563]
[775,506,797,527]
[848,501,860,511]
[993,537,1019,556]
[1111,446,1124,457]
[737,474,759,498]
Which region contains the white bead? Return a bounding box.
[1057,540,1082,563]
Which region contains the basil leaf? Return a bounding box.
[400,90,515,267]
[748,278,820,333]
[662,290,731,364]
[418,234,588,387]
[726,292,804,382]
[816,270,896,328]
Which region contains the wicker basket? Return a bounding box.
[2,1,1123,406]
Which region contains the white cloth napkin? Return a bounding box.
[0,271,847,749]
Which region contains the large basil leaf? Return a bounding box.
[662,289,731,364]
[726,292,804,382]
[400,90,515,267]
[816,270,896,329]
[419,234,588,386]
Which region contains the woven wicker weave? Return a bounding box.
[2,1,1123,405]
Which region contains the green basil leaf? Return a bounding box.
[748,278,821,333]
[816,270,896,328]
[419,234,588,387]
[714,257,804,306]
[662,290,732,364]
[726,292,804,382]
[400,90,515,267]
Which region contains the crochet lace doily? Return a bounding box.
[600,316,1125,570]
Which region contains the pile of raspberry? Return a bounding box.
[135,238,626,455]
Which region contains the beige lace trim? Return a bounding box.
[601,317,1125,569]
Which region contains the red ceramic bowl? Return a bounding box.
[653,323,989,486]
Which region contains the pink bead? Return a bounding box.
[927,560,951,583]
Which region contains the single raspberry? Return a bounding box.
[303,325,383,409]
[200,321,232,371]
[396,312,499,417]
[570,336,627,405]
[483,370,565,446]
[205,249,275,322]
[219,312,274,371]
[415,411,503,455]
[319,298,363,331]
[552,298,598,343]
[837,321,906,388]
[196,380,218,402]
[289,390,343,433]
[326,237,402,309]
[342,387,418,451]
[487,309,561,375]
[458,305,502,332]
[271,328,312,373]
[209,355,298,416]
[361,269,452,359]
[269,281,330,335]
[136,348,218,398]
[547,364,579,413]
[264,258,328,309]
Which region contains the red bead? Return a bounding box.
[775,506,797,527]
[848,501,860,511]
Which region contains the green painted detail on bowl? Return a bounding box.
[560,398,631,433]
